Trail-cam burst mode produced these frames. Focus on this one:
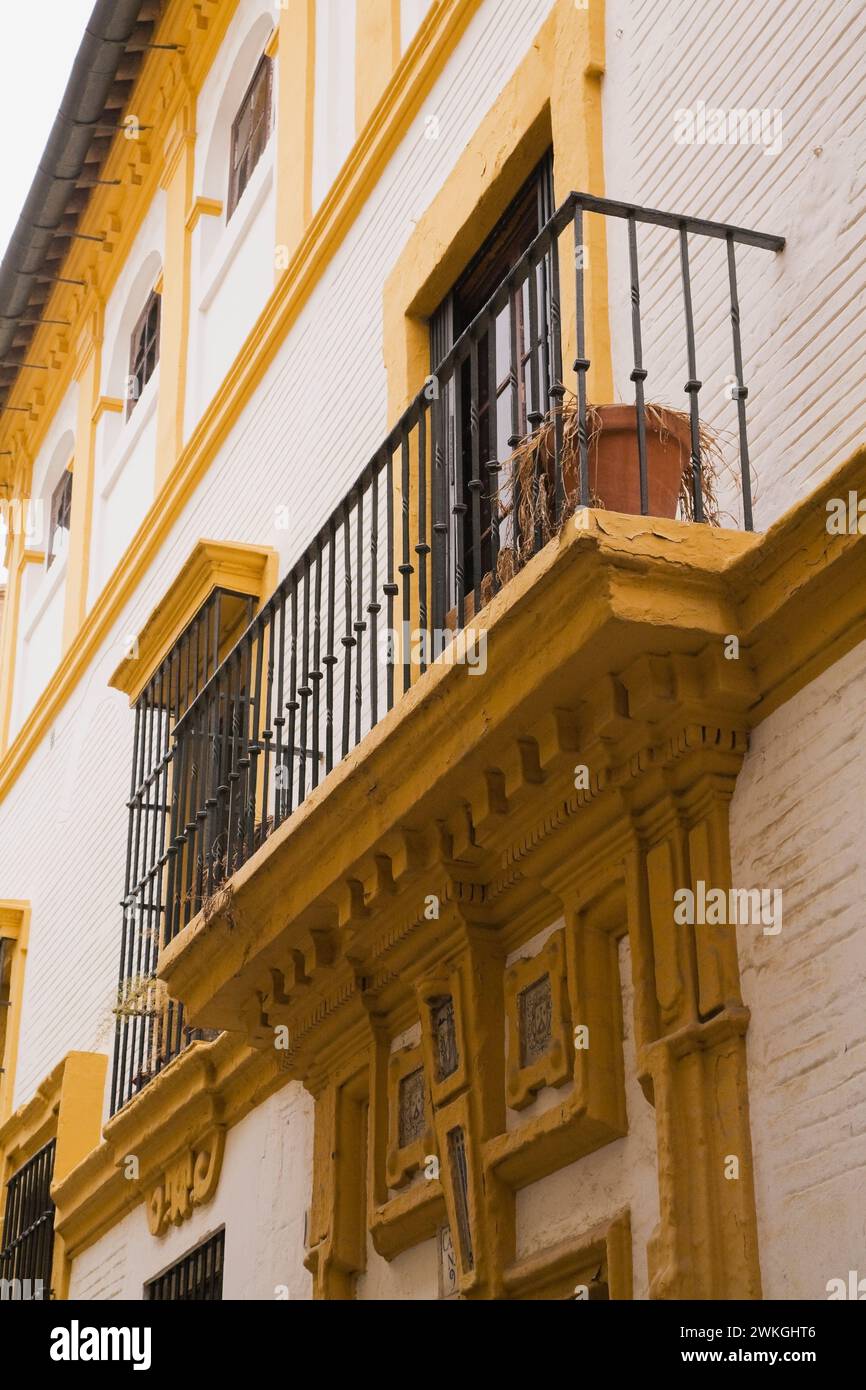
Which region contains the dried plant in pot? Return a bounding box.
[489,396,727,587]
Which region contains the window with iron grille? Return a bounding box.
[430,153,555,616]
[111,587,259,1115]
[46,468,73,570]
[0,1139,55,1300]
[145,1229,224,1301]
[127,288,161,420]
[227,54,273,219]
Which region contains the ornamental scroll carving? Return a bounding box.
[145,1126,226,1236]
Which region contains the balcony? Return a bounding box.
[112,191,785,1119]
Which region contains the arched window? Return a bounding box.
[227,53,273,219]
[126,287,161,419]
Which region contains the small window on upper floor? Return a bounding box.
[46,468,73,571]
[127,288,161,420]
[227,54,273,221]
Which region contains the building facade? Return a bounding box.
[0,0,864,1301]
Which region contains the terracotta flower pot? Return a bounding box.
[564,403,691,519]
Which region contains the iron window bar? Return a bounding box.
[0,1139,56,1299]
[112,191,782,1111]
[145,1229,225,1301]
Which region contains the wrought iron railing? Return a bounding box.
[111,190,783,1110]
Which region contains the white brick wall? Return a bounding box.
[731,638,866,1299]
[603,0,866,529]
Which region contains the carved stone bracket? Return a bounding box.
[145,1126,225,1237]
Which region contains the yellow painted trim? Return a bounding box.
[274,0,316,266]
[0,901,30,1124]
[92,396,124,428]
[383,0,612,422]
[62,306,104,652]
[185,195,224,234]
[109,538,279,703]
[0,527,26,753]
[356,0,402,134]
[264,24,279,59]
[0,0,486,809]
[155,99,197,493]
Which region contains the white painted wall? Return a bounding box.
[187,1,277,434]
[9,384,77,740]
[602,0,866,530]
[312,0,358,208]
[731,638,866,1300]
[89,196,165,608]
[68,1082,314,1300]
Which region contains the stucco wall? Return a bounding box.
[68,1082,314,1301]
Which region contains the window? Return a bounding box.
[430,154,555,615]
[145,1229,225,1300]
[111,586,258,1115]
[0,1140,56,1299]
[227,54,273,220]
[46,468,73,570]
[126,289,161,419]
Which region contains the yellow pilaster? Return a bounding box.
[61,306,103,652]
[0,902,29,1124]
[155,97,196,493]
[355,0,401,134]
[274,0,316,270]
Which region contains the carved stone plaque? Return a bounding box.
[398,1065,426,1149]
[519,972,552,1068]
[432,995,458,1081]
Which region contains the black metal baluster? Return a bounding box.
[399,430,413,691]
[678,224,705,523]
[507,277,523,557]
[431,393,448,634]
[384,449,397,709]
[527,255,544,553]
[354,481,365,742]
[324,521,337,771]
[311,540,323,790]
[260,602,276,830]
[272,590,287,829]
[368,461,381,725]
[727,232,754,531]
[468,337,483,610]
[248,617,266,847]
[486,307,501,592]
[573,200,590,507]
[415,409,429,672]
[627,212,649,515]
[548,227,566,521]
[286,579,299,813]
[298,559,311,804]
[453,355,466,630]
[341,499,354,755]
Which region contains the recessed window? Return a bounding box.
[0,1140,56,1299]
[46,468,73,570]
[227,54,274,220]
[127,288,161,420]
[145,1229,225,1301]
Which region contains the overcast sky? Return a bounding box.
[1,0,94,581]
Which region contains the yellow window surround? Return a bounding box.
[0,901,29,1124]
[109,538,279,705]
[0,1050,106,1300]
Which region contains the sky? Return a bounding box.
[0,0,94,582]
